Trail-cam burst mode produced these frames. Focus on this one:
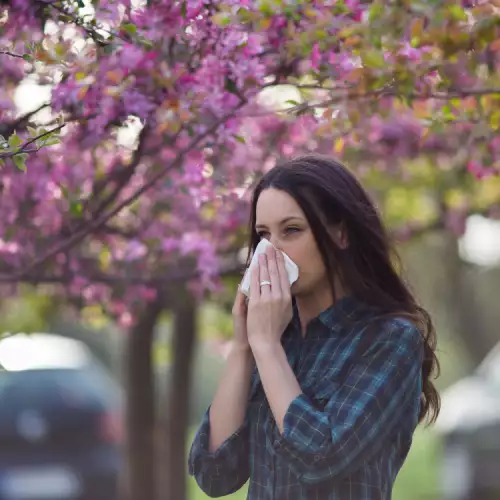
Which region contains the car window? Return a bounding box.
[0,366,120,409]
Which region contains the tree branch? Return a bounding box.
[84,124,151,220]
[248,86,500,117]
[292,85,500,99]
[3,199,499,286]
[42,0,128,46]
[0,50,24,59]
[0,104,50,139]
[6,101,247,281]
[0,255,244,286]
[305,86,500,110]
[0,124,65,159]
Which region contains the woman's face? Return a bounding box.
[254,188,328,296]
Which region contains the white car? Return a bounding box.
[435,342,500,500]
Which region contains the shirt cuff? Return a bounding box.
[272,394,331,469]
[189,407,248,478]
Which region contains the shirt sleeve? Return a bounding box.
[272,319,423,485]
[188,406,250,497]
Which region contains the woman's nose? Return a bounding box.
[269,236,282,251]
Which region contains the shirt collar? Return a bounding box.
[291,295,370,336]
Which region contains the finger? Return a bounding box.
[276,250,290,295]
[258,253,272,299]
[234,285,247,313]
[266,246,281,297]
[249,261,260,301]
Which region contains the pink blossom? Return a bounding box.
[0,0,497,325]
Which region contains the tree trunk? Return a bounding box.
[159,290,197,500]
[440,231,494,365]
[123,296,164,500]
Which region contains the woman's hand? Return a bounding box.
[232,285,251,351]
[247,245,293,350]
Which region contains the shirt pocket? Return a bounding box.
[302,376,340,411]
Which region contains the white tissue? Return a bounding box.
[240,238,299,296]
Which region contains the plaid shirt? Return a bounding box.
[189,296,424,499]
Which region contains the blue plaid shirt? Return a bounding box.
[189,296,423,499]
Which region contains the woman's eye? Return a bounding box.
[257,231,269,239]
[285,227,300,234]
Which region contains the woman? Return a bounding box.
[188,154,440,499]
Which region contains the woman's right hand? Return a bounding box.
[232,286,250,350]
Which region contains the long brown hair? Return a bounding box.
[247,154,440,424]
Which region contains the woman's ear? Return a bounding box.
[330,222,349,249]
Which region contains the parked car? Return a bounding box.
[435,342,500,500]
[0,333,124,500]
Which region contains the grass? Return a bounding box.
[187,428,441,500]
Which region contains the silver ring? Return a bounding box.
[260,280,272,287]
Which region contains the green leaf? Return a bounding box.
[233,135,246,144]
[371,35,383,50]
[103,44,115,55]
[258,0,274,16]
[362,49,385,69]
[8,134,22,148]
[368,2,384,22]
[410,37,420,48]
[0,159,4,168]
[212,12,231,26]
[224,77,239,95]
[59,185,69,199]
[332,0,349,15]
[69,200,83,217]
[13,153,28,171]
[27,126,38,138]
[448,5,467,22]
[490,110,500,130]
[122,23,137,35]
[58,13,73,23]
[42,137,61,147]
[473,17,500,44]
[99,246,111,269]
[22,53,33,62]
[442,104,457,121]
[180,0,187,17]
[285,99,300,106]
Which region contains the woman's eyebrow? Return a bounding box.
[255,216,304,228]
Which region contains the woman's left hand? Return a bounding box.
[246,245,293,349]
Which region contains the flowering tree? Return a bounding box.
[2,0,500,289]
[1,1,500,499]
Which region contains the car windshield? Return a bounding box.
[0,367,120,408]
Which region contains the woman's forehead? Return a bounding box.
[255,189,305,226]
[256,188,297,210]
